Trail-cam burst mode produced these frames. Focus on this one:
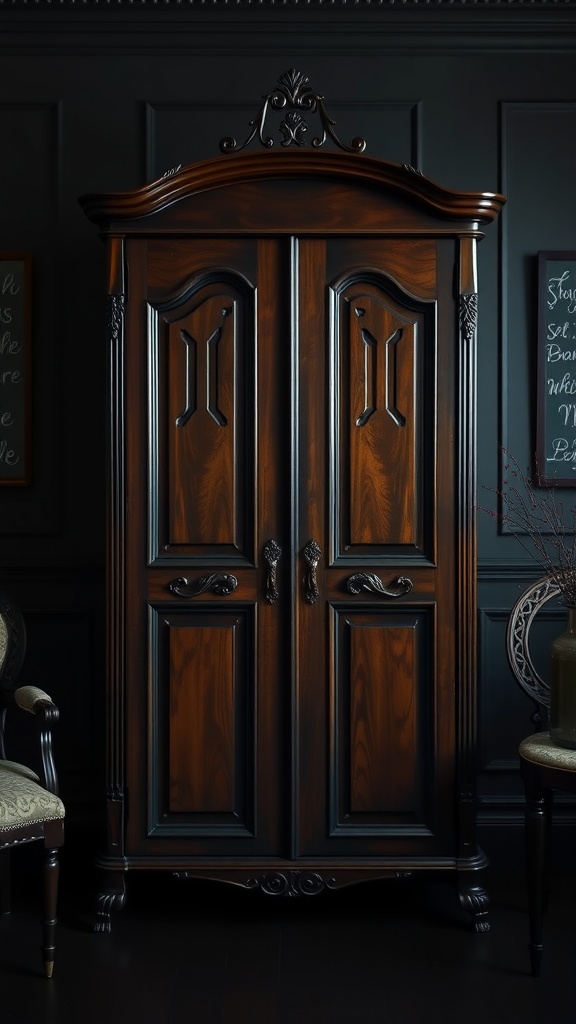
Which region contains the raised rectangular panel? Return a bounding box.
[150,606,255,837]
[146,241,257,564]
[328,240,437,563]
[331,606,433,834]
[0,103,60,227]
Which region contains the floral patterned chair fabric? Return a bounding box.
[0,590,65,979]
[507,576,576,978]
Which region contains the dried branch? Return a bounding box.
[479,449,576,607]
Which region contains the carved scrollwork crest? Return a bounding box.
[245,870,336,897]
[220,69,366,155]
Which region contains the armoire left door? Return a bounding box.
[124,235,290,860]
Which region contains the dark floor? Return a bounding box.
[2,838,576,1024]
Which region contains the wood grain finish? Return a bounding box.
[80,148,504,929]
[80,150,505,226]
[168,620,237,815]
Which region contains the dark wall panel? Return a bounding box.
[502,102,576,492]
[0,100,63,536]
[1,8,575,853]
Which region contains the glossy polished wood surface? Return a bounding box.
[80,150,504,930]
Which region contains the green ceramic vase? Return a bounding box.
[550,607,576,749]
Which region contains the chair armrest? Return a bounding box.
[14,685,59,716]
[11,685,61,796]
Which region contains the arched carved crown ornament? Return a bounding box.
[80,70,505,227]
[219,69,366,155]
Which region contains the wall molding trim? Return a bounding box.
[1,0,576,8]
[3,1,576,56]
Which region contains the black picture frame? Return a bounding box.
[0,252,31,486]
[537,250,576,487]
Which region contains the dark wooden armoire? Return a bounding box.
[80,94,504,932]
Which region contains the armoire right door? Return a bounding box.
[294,234,455,861]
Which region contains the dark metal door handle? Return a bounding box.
[303,539,322,604]
[264,540,282,604]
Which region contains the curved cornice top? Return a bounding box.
[79,150,506,225]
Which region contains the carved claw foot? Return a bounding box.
[95,875,127,933]
[458,880,490,933]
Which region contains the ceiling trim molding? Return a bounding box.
[1,0,575,7]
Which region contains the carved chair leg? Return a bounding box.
[543,788,554,914]
[0,848,10,915]
[42,846,60,979]
[524,773,550,978]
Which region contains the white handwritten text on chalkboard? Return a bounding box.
[532,253,576,481]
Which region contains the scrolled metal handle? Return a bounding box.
[303,539,322,604]
[346,573,413,598]
[169,574,238,598]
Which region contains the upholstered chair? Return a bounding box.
[507,575,576,978]
[0,590,65,978]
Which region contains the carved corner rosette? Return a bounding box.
[459,292,478,346]
[106,293,125,345]
[220,69,366,155]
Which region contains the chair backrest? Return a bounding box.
[0,590,26,692]
[0,591,27,761]
[506,575,560,729]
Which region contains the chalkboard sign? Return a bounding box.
[0,254,31,485]
[537,251,576,486]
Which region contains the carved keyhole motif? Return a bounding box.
[176,306,232,428]
[354,306,407,429]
